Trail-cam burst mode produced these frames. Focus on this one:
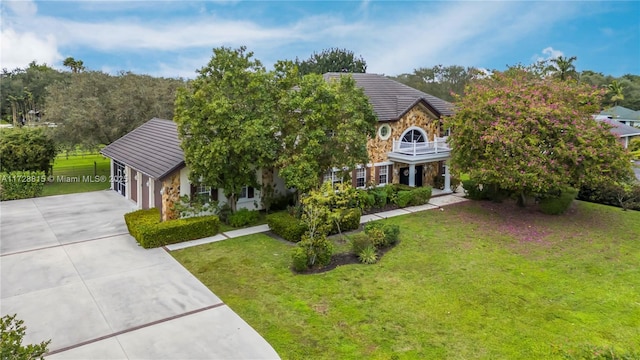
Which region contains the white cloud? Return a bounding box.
[0,28,62,70]
[0,1,586,76]
[534,46,565,62]
[4,0,37,17]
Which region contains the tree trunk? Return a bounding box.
[516,192,526,207]
[228,193,237,213]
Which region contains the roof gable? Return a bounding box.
[323,72,454,121]
[100,118,185,179]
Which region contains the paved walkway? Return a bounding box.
[0,191,279,360]
[166,192,469,251]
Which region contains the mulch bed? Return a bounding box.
[295,242,399,275]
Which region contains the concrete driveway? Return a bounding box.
[0,191,279,359]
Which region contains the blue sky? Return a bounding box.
[1,1,639,78]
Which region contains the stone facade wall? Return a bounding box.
[367,104,441,164]
[161,171,181,221]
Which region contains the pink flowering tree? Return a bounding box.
[445,69,633,206]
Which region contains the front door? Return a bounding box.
[400,167,409,185]
[113,160,126,196]
[399,166,424,187]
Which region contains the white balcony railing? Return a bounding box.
[391,136,450,156]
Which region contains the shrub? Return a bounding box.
[364,222,400,248]
[408,186,432,206]
[356,189,375,210]
[367,227,386,248]
[450,175,462,192]
[1,314,51,360]
[395,190,413,207]
[0,171,46,200]
[292,235,333,270]
[228,208,260,227]
[539,187,578,215]
[578,182,640,211]
[330,208,361,234]
[291,247,309,272]
[371,188,388,207]
[350,232,373,254]
[124,208,160,240]
[265,191,295,212]
[267,212,307,242]
[358,246,378,264]
[463,180,511,202]
[630,138,640,152]
[0,127,57,174]
[392,183,414,192]
[124,208,220,248]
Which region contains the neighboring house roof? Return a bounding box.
[600,106,640,120]
[101,118,185,179]
[594,116,640,138]
[323,72,454,120]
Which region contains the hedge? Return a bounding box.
[393,187,432,208]
[578,182,640,211]
[124,208,220,248]
[539,187,578,215]
[266,212,307,242]
[0,171,46,200]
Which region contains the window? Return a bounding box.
[356,168,366,188]
[378,166,388,185]
[401,129,426,143]
[196,185,211,196]
[240,186,254,199]
[323,170,343,186]
[378,124,391,140]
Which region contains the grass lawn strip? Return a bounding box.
[42,154,110,196]
[173,200,640,359]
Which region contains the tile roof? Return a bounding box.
[100,118,185,179]
[600,106,640,120]
[595,116,640,137]
[323,72,455,120]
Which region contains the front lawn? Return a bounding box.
[42,154,110,196]
[172,200,640,359]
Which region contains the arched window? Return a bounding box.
[401,128,427,143]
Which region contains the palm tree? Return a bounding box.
[63,57,85,73]
[607,80,625,106]
[547,56,578,81]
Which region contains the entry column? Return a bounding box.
[408,164,416,187]
[443,161,451,192]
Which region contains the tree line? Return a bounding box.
[2,50,637,156]
[390,57,640,110]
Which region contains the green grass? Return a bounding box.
[173,200,640,359]
[41,154,110,196]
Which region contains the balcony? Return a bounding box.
[387,136,451,163]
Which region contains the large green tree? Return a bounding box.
[446,69,633,206]
[295,48,367,76]
[175,47,280,212]
[45,71,183,150]
[275,65,377,195]
[0,62,68,125]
